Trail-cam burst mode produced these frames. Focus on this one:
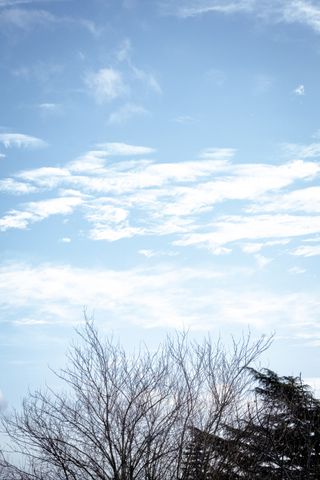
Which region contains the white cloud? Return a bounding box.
[282,0,320,33]
[0,178,38,195]
[0,133,47,148]
[250,187,320,214]
[254,254,272,268]
[139,249,157,258]
[288,266,306,274]
[198,147,235,161]
[17,166,70,188]
[242,239,290,253]
[84,203,134,241]
[294,84,305,96]
[37,102,62,115]
[94,142,156,156]
[175,214,320,251]
[291,244,320,257]
[172,115,196,125]
[60,237,71,243]
[0,153,6,158]
[115,38,162,94]
[162,0,320,35]
[0,261,225,330]
[2,142,320,257]
[165,0,254,18]
[0,196,83,231]
[85,68,127,103]
[281,142,320,159]
[242,242,264,254]
[0,260,319,333]
[108,103,149,125]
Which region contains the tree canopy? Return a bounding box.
[0,323,270,480]
[182,369,320,479]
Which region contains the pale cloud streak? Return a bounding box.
[0,132,47,148]
[291,244,320,257]
[0,5,98,34]
[163,0,255,17]
[281,142,320,159]
[175,215,320,251]
[116,38,162,94]
[108,103,149,125]
[0,197,83,231]
[0,261,319,338]
[161,0,320,35]
[37,102,62,115]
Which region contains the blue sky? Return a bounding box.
[1,0,320,408]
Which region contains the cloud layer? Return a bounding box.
[1,260,319,338]
[0,142,320,258]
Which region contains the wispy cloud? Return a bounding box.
[0,197,83,231]
[1,260,319,335]
[85,68,128,103]
[291,244,320,257]
[1,142,320,259]
[13,62,63,84]
[130,64,162,94]
[161,0,320,35]
[116,38,132,62]
[172,115,196,125]
[162,0,254,18]
[116,38,162,94]
[282,0,320,33]
[0,132,47,148]
[281,142,320,158]
[60,236,71,243]
[0,178,38,195]
[249,187,320,214]
[175,214,320,251]
[0,5,98,34]
[108,103,149,125]
[294,84,305,96]
[0,7,55,29]
[37,102,62,115]
[94,142,156,156]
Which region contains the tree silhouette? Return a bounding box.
[183,368,320,479]
[1,323,270,480]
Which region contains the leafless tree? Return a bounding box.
[1,322,271,480]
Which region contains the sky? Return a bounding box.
[1,0,320,409]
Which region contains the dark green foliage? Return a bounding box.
[182,369,320,479]
[237,368,320,479]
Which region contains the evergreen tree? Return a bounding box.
[183,369,320,479]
